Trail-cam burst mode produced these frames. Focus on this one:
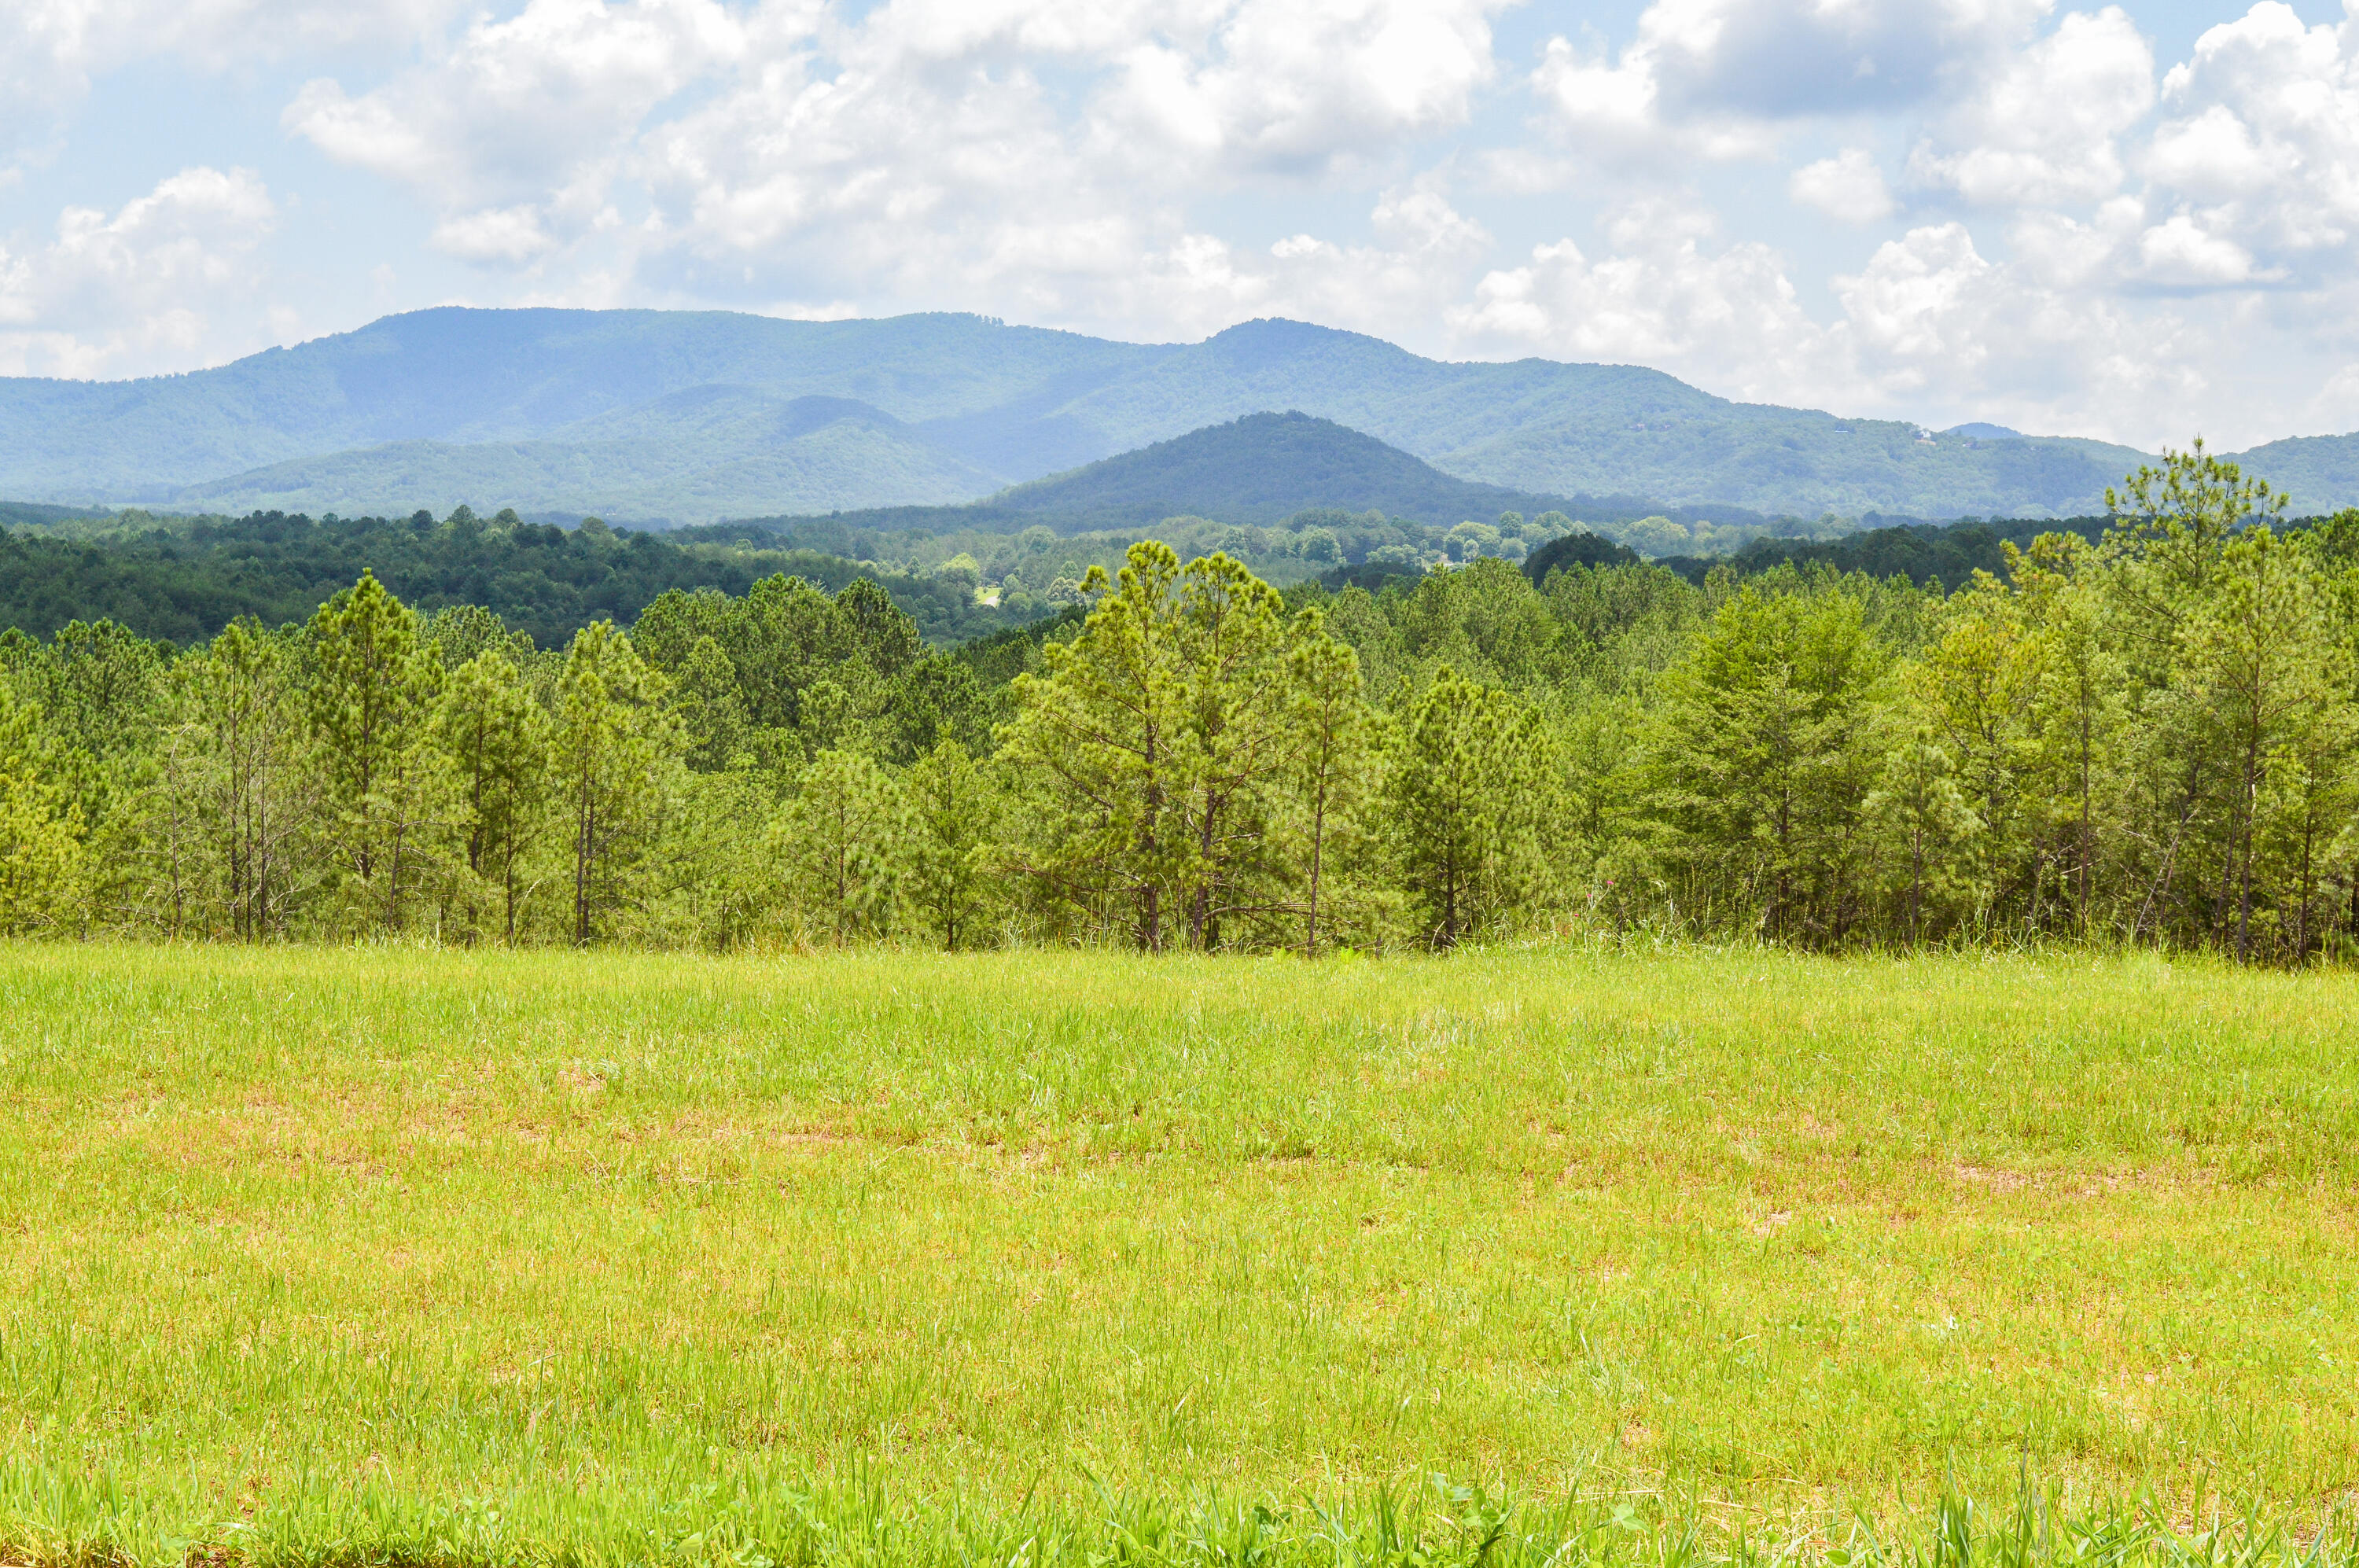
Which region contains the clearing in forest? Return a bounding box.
[3,943,2356,1565]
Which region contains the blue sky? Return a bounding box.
[4,0,2357,450]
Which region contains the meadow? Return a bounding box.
[5,942,2359,1567]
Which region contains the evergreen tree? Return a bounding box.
[552,622,675,944]
[1000,544,1306,950]
[778,747,906,945]
[2011,533,2129,937]
[1385,668,1543,948]
[2179,525,2353,960]
[906,738,996,951]
[1863,729,1979,945]
[999,542,1193,949]
[432,647,547,942]
[307,572,442,930]
[0,685,84,934]
[1283,619,1377,955]
[178,620,309,940]
[1648,580,1886,943]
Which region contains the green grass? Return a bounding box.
[7,942,2359,1566]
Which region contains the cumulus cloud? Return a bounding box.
[273,0,1507,288]
[285,0,741,264]
[1790,149,1897,224]
[24,0,2359,454]
[2138,2,2359,282]
[1,0,461,168]
[1445,209,2199,443]
[0,165,277,377]
[1450,203,1838,403]
[1909,6,2155,206]
[1100,0,1500,179]
[1528,0,2051,171]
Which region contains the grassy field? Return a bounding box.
[5,941,2359,1567]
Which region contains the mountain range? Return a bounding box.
[6,307,2359,525]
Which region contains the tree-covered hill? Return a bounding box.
[1654,514,2117,587]
[977,412,1601,528]
[167,391,1010,524]
[0,510,1026,649]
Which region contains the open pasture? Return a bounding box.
[4,943,2359,1566]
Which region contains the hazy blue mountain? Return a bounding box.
[0,309,1157,500]
[2,305,2353,522]
[173,389,1010,521]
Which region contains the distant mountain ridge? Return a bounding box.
[5,306,2358,522]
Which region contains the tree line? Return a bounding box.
[0,506,1026,649]
[2,444,2354,961]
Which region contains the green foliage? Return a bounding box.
[0,684,83,933]
[999,543,1326,950]
[1384,667,1548,946]
[15,440,2359,960]
[551,622,675,944]
[432,646,547,942]
[0,509,1033,650]
[905,738,998,950]
[1647,577,1890,942]
[307,571,443,929]
[778,747,908,945]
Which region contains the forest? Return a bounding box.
[0,443,2346,961]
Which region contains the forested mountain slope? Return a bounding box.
[166,391,1010,523]
[0,510,1021,649]
[974,412,1605,528]
[15,307,2344,523]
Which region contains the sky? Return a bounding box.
[2,0,2357,451]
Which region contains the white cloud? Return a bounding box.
[1444,212,2195,444]
[2132,213,2262,285]
[1450,202,1839,403]
[1101,0,1501,179]
[0,0,461,168]
[1790,149,1896,224]
[2140,1,2359,278]
[0,165,277,377]
[1529,0,2052,171]
[285,0,742,263]
[600,0,1506,331]
[23,0,2359,458]
[1910,6,2155,206]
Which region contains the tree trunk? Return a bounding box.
[1305,764,1327,959]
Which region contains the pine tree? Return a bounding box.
[182,620,309,940]
[999,542,1191,949]
[778,746,907,946]
[307,572,442,931]
[2010,534,2129,937]
[0,685,84,934]
[1385,667,1539,948]
[432,648,547,943]
[1647,580,1885,943]
[906,738,996,950]
[2179,525,2353,960]
[1864,729,1978,945]
[1001,544,1304,950]
[552,622,675,944]
[1282,618,1375,955]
